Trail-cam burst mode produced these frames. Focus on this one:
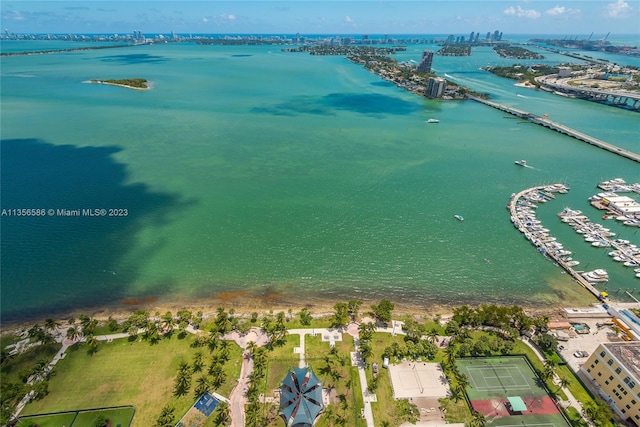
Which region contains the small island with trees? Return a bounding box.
[90,78,149,90]
[436,44,471,56]
[493,45,544,59]
[483,63,563,87]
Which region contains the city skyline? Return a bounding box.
[1,1,639,37]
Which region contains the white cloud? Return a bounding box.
[220,13,236,21]
[607,0,632,18]
[3,10,26,21]
[344,15,353,23]
[202,17,208,22]
[504,5,541,19]
[546,5,580,16]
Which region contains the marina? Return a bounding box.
[589,179,640,227]
[557,206,640,280]
[508,185,609,301]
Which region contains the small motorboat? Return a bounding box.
[454,214,464,221]
[515,160,527,167]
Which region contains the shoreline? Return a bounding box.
[0,286,594,333]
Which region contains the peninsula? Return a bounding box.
[90,78,149,90]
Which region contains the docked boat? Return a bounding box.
[515,160,527,167]
[426,118,439,123]
[582,269,609,283]
[454,214,464,221]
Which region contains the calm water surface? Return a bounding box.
[1,38,639,322]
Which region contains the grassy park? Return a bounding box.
[2,302,621,427]
[19,334,241,427]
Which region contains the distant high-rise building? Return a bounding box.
[494,30,500,41]
[475,33,480,43]
[469,32,475,43]
[486,32,491,40]
[426,77,446,98]
[416,50,434,73]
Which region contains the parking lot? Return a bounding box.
[555,320,618,372]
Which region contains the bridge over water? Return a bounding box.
[468,96,640,163]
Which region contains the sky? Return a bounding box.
[1,1,639,37]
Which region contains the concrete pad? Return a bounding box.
[388,361,450,399]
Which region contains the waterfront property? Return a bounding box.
[581,342,640,426]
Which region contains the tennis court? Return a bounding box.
[457,356,571,427]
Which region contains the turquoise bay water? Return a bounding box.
[1,40,639,322]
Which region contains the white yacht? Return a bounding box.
[582,269,609,283]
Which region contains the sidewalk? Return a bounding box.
[520,337,594,427]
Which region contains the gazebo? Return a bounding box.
[280,367,324,427]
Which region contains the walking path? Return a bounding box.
[10,318,597,427]
[348,334,376,427]
[520,336,595,427]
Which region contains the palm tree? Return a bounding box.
[194,375,211,396]
[246,340,257,356]
[192,351,204,373]
[444,344,457,366]
[449,385,463,402]
[85,334,99,354]
[469,411,487,427]
[427,327,439,344]
[44,318,61,335]
[457,373,470,391]
[213,402,231,426]
[557,376,571,392]
[155,405,175,427]
[66,327,81,341]
[173,369,191,396]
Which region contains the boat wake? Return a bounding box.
[516,94,528,99]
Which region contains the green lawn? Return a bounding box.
[15,412,77,427]
[20,334,231,427]
[17,407,135,427]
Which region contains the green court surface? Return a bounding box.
[457,356,548,401]
[456,356,571,427]
[16,406,135,427]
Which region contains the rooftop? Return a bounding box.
[605,342,640,380]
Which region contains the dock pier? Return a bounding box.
[509,186,605,301]
[469,96,640,163]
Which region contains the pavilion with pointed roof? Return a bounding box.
[279,366,324,427]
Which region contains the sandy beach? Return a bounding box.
[0,284,587,333]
